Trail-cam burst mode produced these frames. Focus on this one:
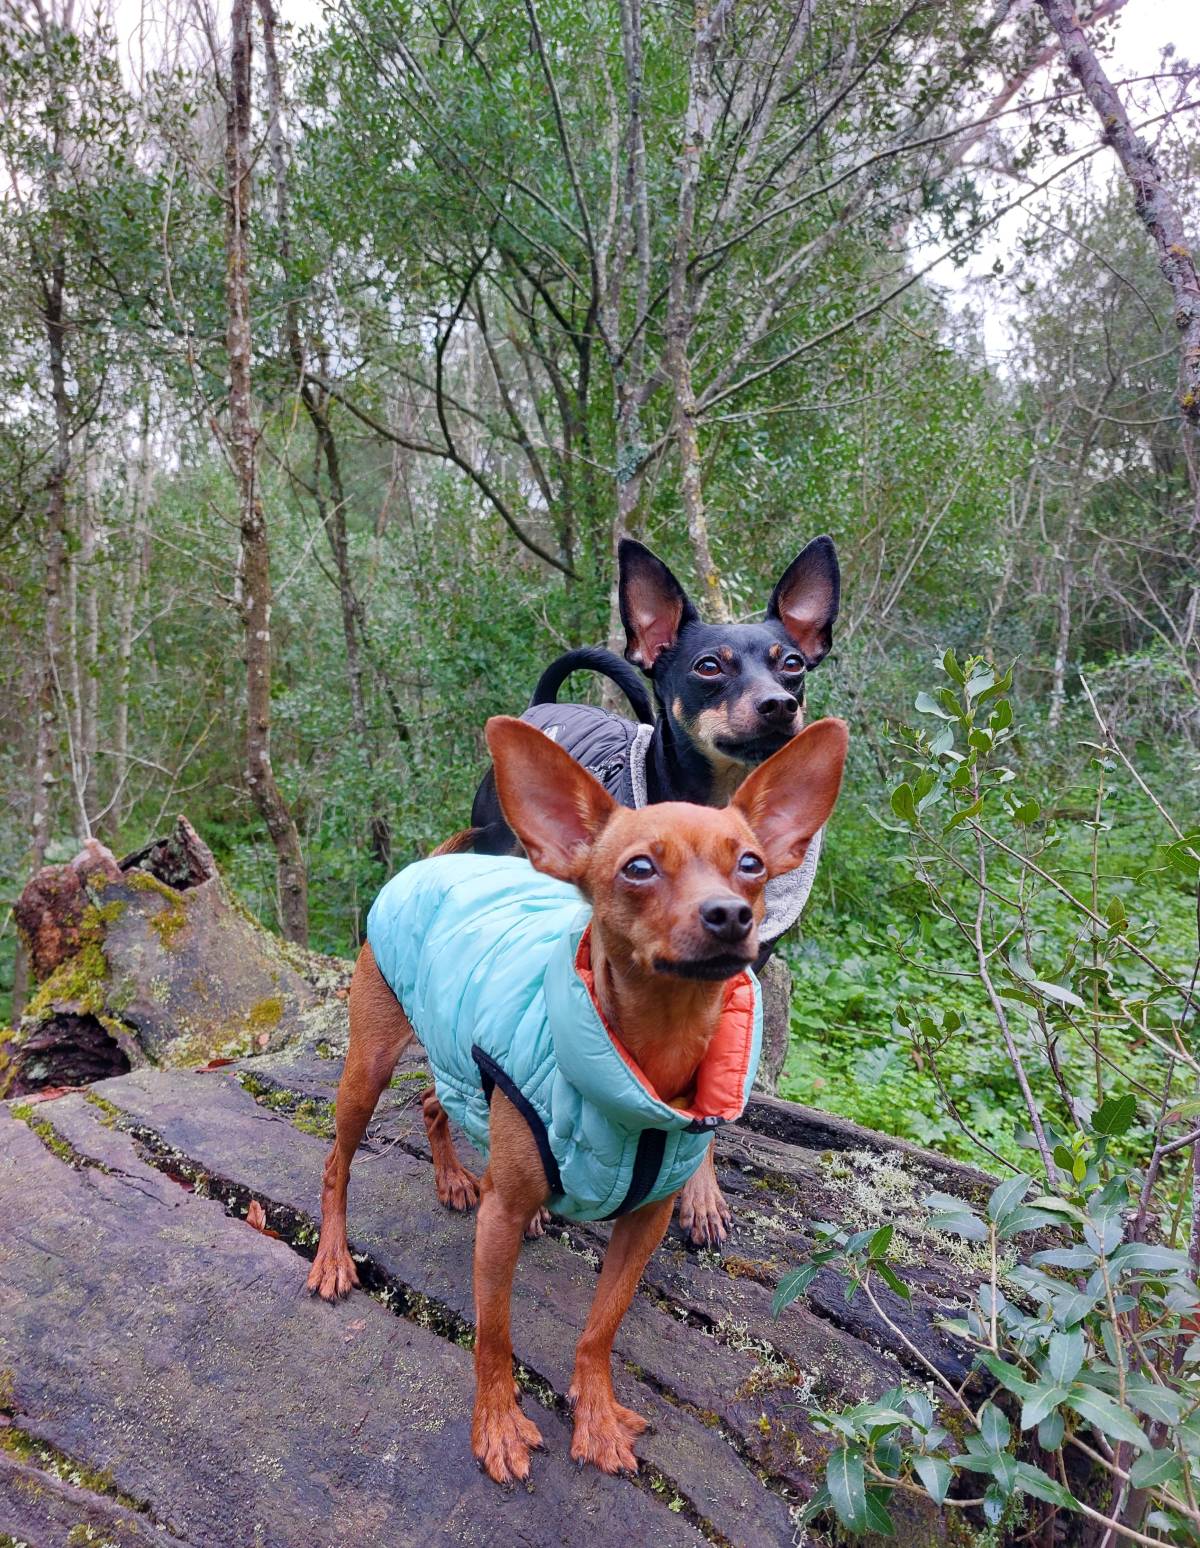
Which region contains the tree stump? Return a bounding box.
[2,818,347,1098]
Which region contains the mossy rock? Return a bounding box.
[7,818,350,1096]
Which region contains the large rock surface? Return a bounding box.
[0,1045,1001,1548]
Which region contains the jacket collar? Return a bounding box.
[543,920,761,1134]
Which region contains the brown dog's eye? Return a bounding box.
[621,855,657,881]
[693,655,723,678]
[780,653,805,675]
[737,853,766,877]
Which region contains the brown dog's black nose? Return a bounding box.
[699,897,753,943]
[757,693,798,722]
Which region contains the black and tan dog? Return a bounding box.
[460,536,841,1245]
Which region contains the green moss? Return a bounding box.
[126,871,188,949]
[11,1103,99,1168]
[236,1072,335,1137]
[25,942,109,1022]
[246,996,283,1031]
[82,1091,122,1126]
[0,1425,141,1511]
[0,1367,14,1412]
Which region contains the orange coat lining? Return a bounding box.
[574,926,755,1122]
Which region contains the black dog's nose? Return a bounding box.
[757,693,798,722]
[699,897,753,943]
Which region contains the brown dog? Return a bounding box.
[307,714,848,1485]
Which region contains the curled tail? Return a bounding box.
[530,646,654,725]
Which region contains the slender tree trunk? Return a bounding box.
[1047,524,1074,731]
[256,0,389,871]
[108,394,153,839]
[1037,0,1200,514]
[663,0,730,622]
[224,0,308,943]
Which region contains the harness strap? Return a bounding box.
[471,1045,564,1197]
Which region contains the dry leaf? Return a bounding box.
[196,1057,236,1072]
[245,1200,281,1239]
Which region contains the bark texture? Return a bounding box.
[223,0,308,943]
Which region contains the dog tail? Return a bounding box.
[529,646,655,725]
[429,828,481,857]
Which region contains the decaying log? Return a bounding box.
[3,817,347,1098]
[0,822,1099,1545]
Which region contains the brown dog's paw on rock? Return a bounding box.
[568,1383,648,1475]
[434,1159,480,1211]
[306,1240,360,1301]
[677,1158,732,1248]
[472,1395,544,1485]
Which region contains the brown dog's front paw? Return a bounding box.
[306,1238,360,1301]
[677,1168,732,1248]
[568,1381,647,1474]
[524,1206,551,1239]
[472,1394,544,1486]
[435,1161,481,1212]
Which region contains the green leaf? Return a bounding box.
[1014,1461,1075,1508]
[943,795,984,833]
[977,1351,1039,1401]
[1045,1330,1085,1386]
[890,783,917,825]
[913,1455,952,1505]
[1109,1243,1190,1274]
[1037,1411,1065,1451]
[1066,1384,1150,1449]
[1031,1246,1096,1269]
[863,1489,895,1537]
[987,1172,1033,1224]
[941,648,964,684]
[915,691,954,720]
[978,1401,1010,1452]
[1020,1384,1068,1431]
[1129,1448,1183,1489]
[771,1263,818,1317]
[868,1223,894,1257]
[1028,978,1085,1009]
[1123,1380,1183,1426]
[826,1446,868,1531]
[996,1205,1069,1239]
[1105,895,1128,931]
[982,1482,1006,1524]
[1092,1093,1137,1137]
[876,1262,911,1301]
[990,699,1013,731]
[929,1209,989,1242]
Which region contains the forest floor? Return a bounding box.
[0,1032,996,1548]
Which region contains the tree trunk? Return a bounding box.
[1047,528,1073,732]
[256,0,390,873]
[108,394,153,840]
[663,0,730,623]
[224,0,308,944]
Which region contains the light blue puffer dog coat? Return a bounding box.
[367,854,762,1222]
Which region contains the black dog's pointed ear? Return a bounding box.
[766,535,840,668]
[619,539,698,670]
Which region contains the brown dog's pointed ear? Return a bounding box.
[485,716,616,883]
[766,535,840,667]
[619,539,698,670]
[731,718,849,877]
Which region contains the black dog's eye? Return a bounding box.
[737,852,766,877]
[621,855,657,881]
[693,655,723,678]
[780,653,806,675]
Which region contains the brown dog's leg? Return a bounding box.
[472,1091,550,1485]
[676,1141,731,1247]
[308,943,412,1301]
[421,1087,480,1211]
[569,1193,674,1473]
